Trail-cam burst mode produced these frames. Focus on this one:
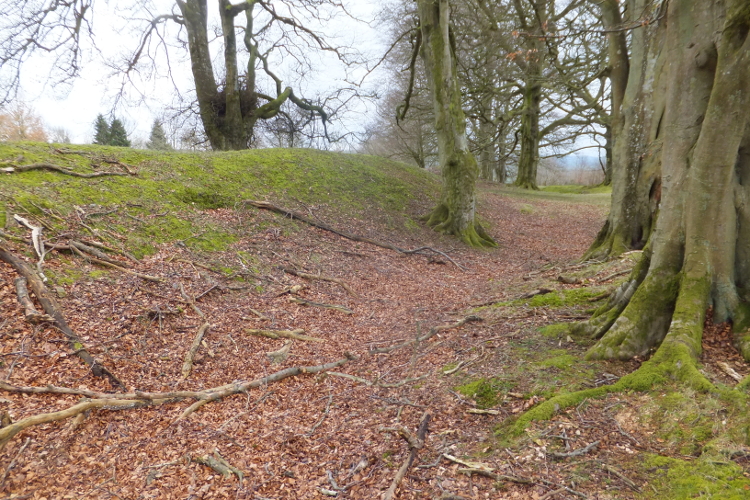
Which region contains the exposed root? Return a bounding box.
[0,355,354,448]
[0,163,130,178]
[246,200,469,269]
[371,315,483,354]
[0,242,124,389]
[281,267,357,296]
[423,203,497,248]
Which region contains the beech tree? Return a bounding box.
[0,0,358,151]
[577,0,750,380]
[415,0,496,247]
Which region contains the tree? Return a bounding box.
[577,0,750,383]
[146,120,172,150]
[584,0,666,260]
[93,114,110,146]
[415,0,496,247]
[108,119,130,147]
[0,0,360,151]
[0,102,48,142]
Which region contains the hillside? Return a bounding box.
[1,144,749,500]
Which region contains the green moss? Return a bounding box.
[456,378,511,408]
[539,323,575,339]
[542,184,612,195]
[641,454,750,499]
[537,353,577,369]
[524,288,606,308]
[519,204,534,214]
[88,270,109,279]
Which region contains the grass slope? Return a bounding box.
[0,142,439,257]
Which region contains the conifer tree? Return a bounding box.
[93,114,110,145]
[146,120,171,150]
[108,118,131,147]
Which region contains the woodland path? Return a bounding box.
[0,185,638,500]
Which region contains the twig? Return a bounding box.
[382,412,430,500]
[307,393,334,436]
[328,372,428,388]
[601,463,641,492]
[289,296,353,315]
[596,269,631,283]
[70,245,162,282]
[246,328,325,343]
[0,437,30,489]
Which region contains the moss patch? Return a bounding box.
[641,454,750,499]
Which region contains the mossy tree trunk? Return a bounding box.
[585,0,666,259]
[514,78,541,190]
[417,0,496,247]
[176,0,329,151]
[581,0,750,376]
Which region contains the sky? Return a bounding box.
[12,0,387,145]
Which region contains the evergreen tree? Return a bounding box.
[93,114,110,145]
[108,118,131,147]
[146,120,171,150]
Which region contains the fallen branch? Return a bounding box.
[193,451,244,481]
[382,412,430,500]
[246,328,325,343]
[547,440,599,459]
[601,463,640,492]
[465,409,500,416]
[1,163,128,178]
[266,340,292,365]
[0,437,30,489]
[289,296,353,315]
[371,316,483,354]
[328,371,428,388]
[0,242,124,389]
[70,240,130,268]
[182,322,210,379]
[282,267,356,296]
[519,288,553,299]
[717,361,744,383]
[70,245,162,282]
[14,278,54,323]
[245,200,466,270]
[596,269,631,283]
[0,354,354,448]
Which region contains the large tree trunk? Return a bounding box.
[418,0,496,247]
[514,79,541,190]
[581,0,750,377]
[585,0,666,259]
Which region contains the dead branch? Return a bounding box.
[382,412,430,500]
[282,267,356,296]
[0,242,124,389]
[246,328,325,343]
[717,362,743,382]
[547,440,599,459]
[70,240,130,267]
[328,371,428,388]
[289,296,353,315]
[0,437,30,489]
[601,463,640,492]
[244,200,466,270]
[307,393,334,436]
[14,278,54,323]
[596,269,631,283]
[519,288,554,299]
[182,322,210,379]
[465,409,500,416]
[0,355,354,448]
[0,163,129,178]
[193,450,244,481]
[266,340,292,364]
[70,245,162,282]
[371,316,483,354]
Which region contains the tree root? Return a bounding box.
[381,412,430,500]
[281,266,356,296]
[246,328,325,343]
[0,242,124,389]
[371,315,483,354]
[423,203,497,248]
[289,296,353,315]
[0,163,130,178]
[245,200,467,270]
[0,354,354,449]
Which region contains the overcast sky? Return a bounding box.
[14,0,386,145]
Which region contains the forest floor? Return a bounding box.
[1,148,749,500]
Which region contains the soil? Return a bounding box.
[0,184,745,499]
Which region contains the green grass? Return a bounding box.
[0,143,440,258]
[541,184,612,195]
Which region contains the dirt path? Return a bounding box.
[0,186,624,499]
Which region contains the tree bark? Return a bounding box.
[418,0,496,247]
[514,79,541,190]
[582,0,750,375]
[585,0,666,259]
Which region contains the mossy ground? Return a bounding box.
[0,143,439,262]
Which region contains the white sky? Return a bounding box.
[14,0,387,145]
